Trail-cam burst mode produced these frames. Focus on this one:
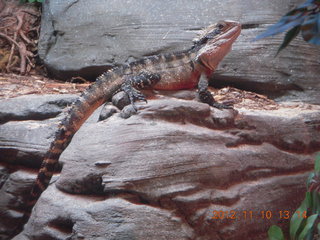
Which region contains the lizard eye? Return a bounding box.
[217,23,225,30]
[193,22,225,46]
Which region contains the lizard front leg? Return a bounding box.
[121,71,161,110]
[197,74,232,109]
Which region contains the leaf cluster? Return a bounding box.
[268,154,320,240]
[255,0,320,54]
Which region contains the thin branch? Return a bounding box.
[19,28,33,45]
[0,16,17,29]
[21,9,40,17]
[0,2,40,74]
[0,32,20,47]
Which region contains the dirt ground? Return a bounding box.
[0,72,88,99]
[0,1,88,99]
[0,72,279,110]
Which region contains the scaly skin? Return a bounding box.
[26,20,241,215]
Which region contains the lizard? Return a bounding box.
[25,20,241,216]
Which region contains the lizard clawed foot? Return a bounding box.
[121,82,147,111]
[130,88,147,111]
[211,102,233,109]
[120,71,161,111]
[198,90,233,109]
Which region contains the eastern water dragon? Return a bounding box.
[25,20,241,218]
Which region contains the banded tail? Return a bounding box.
[26,66,126,211]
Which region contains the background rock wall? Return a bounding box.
[38,0,320,104]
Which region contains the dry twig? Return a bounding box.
[0,1,40,74]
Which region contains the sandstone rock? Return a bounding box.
[0,167,45,240]
[98,103,119,121]
[1,92,319,239]
[0,119,56,168]
[0,94,77,168]
[13,186,194,240]
[111,91,130,110]
[0,94,76,123]
[38,0,320,104]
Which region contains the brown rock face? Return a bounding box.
[1,90,319,240]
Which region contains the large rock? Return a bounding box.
[1,91,320,239]
[0,94,76,123]
[38,0,320,104]
[0,95,77,167]
[14,187,195,240]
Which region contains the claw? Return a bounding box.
[134,90,147,103]
[130,88,147,103]
[211,102,233,109]
[198,90,233,109]
[121,81,148,110]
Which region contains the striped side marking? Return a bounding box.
[142,57,157,72]
[33,179,46,193]
[39,167,54,177]
[26,65,129,213]
[160,53,176,69]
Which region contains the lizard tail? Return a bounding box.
[26,67,126,212]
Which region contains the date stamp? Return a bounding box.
[211,210,307,220]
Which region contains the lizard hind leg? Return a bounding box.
[121,71,161,110]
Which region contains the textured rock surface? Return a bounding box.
[15,186,195,240]
[38,0,320,104]
[0,94,76,123]
[1,92,320,239]
[0,95,77,167]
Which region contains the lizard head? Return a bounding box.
[194,20,241,71]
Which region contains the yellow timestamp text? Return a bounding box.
[211,210,307,220]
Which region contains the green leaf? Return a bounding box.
[296,0,319,10]
[312,191,320,213]
[301,13,320,45]
[276,25,301,55]
[307,172,315,189]
[268,225,285,240]
[290,212,307,239]
[312,191,317,212]
[298,214,318,240]
[306,191,313,207]
[290,193,311,238]
[254,13,306,41]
